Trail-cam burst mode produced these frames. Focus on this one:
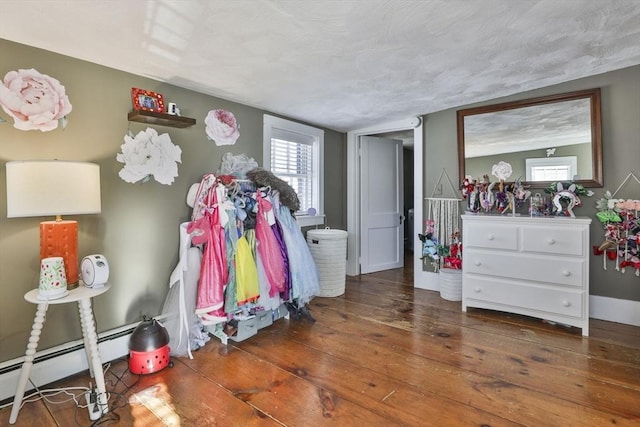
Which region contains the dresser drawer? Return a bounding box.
[465,223,518,250]
[464,249,584,287]
[464,277,584,318]
[521,226,585,256]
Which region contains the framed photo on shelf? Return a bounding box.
[131,88,165,113]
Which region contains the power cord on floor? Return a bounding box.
[0,376,112,425]
[2,357,141,425]
[0,379,91,411]
[87,357,141,426]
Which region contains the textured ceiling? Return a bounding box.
[1,0,639,132]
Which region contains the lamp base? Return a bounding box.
[40,220,79,288]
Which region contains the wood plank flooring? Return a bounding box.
[2,262,639,426]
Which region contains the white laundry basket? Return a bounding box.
[438,268,462,301]
[306,228,348,297]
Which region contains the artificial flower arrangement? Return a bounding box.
[0,68,72,131]
[116,127,182,185]
[593,190,640,276]
[418,220,462,271]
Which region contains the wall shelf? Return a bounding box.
[128,110,196,128]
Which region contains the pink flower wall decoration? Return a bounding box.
[0,68,72,131]
[204,109,240,146]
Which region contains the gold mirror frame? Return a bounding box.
[457,88,603,188]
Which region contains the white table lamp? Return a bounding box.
[6,160,101,289]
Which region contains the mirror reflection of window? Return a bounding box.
[526,156,577,181]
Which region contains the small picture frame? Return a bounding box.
[131,88,165,113]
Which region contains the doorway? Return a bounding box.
[359,135,404,274]
[373,131,415,256]
[346,117,434,289]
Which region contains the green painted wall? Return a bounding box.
[423,65,640,302]
[0,39,345,362]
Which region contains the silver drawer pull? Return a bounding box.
[547,238,556,245]
[562,300,571,307]
[562,270,571,277]
[474,260,482,266]
[474,287,481,293]
[487,234,495,241]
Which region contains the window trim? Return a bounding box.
[263,114,324,227]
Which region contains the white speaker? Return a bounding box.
[81,254,109,288]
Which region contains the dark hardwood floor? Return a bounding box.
[2,259,639,426]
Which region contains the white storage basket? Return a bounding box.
[306,228,348,297]
[439,268,462,301]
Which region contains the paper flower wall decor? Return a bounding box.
[491,161,513,181]
[205,109,240,146]
[0,68,72,131]
[116,127,182,185]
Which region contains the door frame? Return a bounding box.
[346,117,434,289]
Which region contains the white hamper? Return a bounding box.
[306,228,348,297]
[439,268,462,301]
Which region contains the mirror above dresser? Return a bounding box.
[457,88,603,189]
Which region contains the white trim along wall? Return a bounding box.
[590,295,640,327]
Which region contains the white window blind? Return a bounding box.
[530,165,571,181]
[526,156,578,181]
[270,137,314,213]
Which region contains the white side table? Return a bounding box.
[9,283,111,424]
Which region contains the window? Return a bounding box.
[263,114,324,227]
[526,156,578,181]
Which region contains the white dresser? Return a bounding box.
[461,214,591,336]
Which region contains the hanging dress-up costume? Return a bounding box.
[191,178,229,325]
[254,191,286,297]
[273,194,320,306]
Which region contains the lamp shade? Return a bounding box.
[6,160,101,218]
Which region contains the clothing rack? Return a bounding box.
[162,173,320,351]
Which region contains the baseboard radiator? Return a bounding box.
[0,323,136,403]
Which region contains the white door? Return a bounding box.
[360,136,404,274]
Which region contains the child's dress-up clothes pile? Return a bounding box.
[162,173,320,357]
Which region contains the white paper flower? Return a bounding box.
[116,128,182,185]
[204,109,239,145]
[491,161,513,181]
[0,68,72,131]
